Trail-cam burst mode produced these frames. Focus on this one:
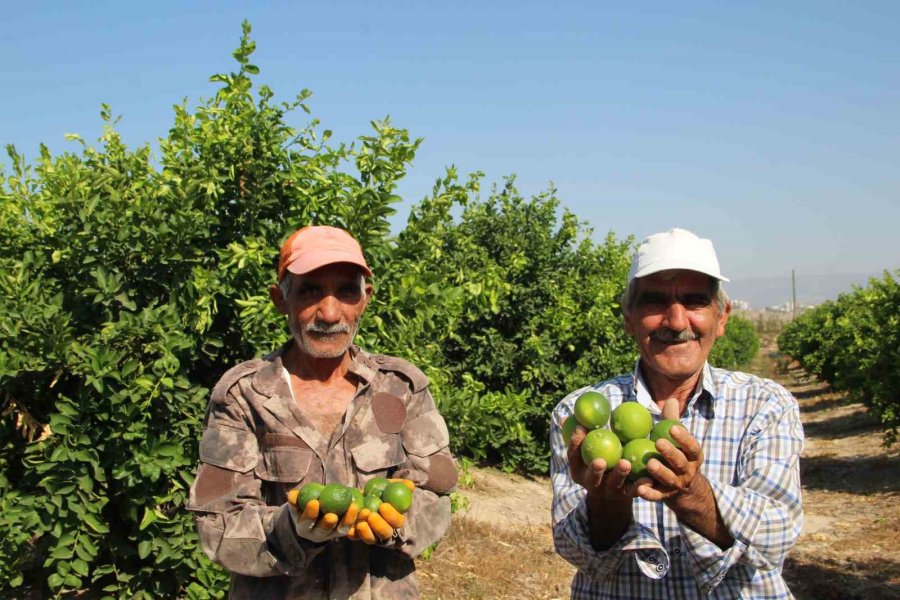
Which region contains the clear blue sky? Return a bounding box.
[3,1,898,306]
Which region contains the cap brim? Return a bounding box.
[284,250,372,278]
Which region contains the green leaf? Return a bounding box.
[139,506,157,530]
[83,513,109,534]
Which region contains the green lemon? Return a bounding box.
[650,419,682,448]
[318,483,352,515]
[349,486,365,508]
[610,402,653,443]
[623,438,664,481]
[364,476,390,498]
[363,494,383,513]
[561,416,578,445]
[574,391,611,430]
[580,429,623,467]
[381,481,414,513]
[297,482,324,510]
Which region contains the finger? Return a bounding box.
[669,426,703,463]
[662,398,680,420]
[341,503,360,529]
[301,499,320,522]
[602,458,631,490]
[286,488,300,506]
[379,503,406,529]
[357,508,371,522]
[367,513,394,541]
[635,481,666,502]
[317,512,339,531]
[389,478,416,492]
[346,526,358,541]
[654,439,687,472]
[356,521,376,544]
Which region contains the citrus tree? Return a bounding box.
[0,21,420,598]
[778,271,900,445]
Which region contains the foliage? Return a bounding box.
[0,21,419,598]
[778,271,900,445]
[708,314,759,370]
[0,21,762,596]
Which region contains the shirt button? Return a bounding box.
[648,555,657,564]
[673,548,682,556]
[656,564,665,573]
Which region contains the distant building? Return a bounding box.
[731,299,751,310]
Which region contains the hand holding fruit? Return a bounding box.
[287,483,359,543]
[288,478,414,545]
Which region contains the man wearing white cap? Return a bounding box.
[550,228,804,599]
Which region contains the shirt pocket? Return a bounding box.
[255,445,314,483]
[351,434,407,479]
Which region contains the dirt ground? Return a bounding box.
[417,344,900,599]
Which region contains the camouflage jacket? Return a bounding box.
[187,344,457,599]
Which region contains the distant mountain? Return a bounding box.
[726,271,891,310]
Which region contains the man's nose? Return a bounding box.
[315,294,342,323]
[664,301,689,331]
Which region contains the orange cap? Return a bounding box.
[277,226,372,281]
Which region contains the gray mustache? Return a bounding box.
[651,328,698,343]
[305,322,351,334]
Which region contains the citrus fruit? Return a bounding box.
[381,481,414,514]
[622,438,664,481]
[349,486,365,508]
[610,402,652,443]
[363,494,383,513]
[580,428,622,467]
[364,476,390,498]
[650,418,682,448]
[297,482,325,510]
[574,391,611,430]
[318,483,352,515]
[561,416,578,445]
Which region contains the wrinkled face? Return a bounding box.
[623,270,729,384]
[271,263,373,359]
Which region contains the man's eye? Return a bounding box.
[338,286,361,299]
[683,295,712,308]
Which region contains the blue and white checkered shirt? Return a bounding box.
[550,362,804,599]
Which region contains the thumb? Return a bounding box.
[662,398,680,420]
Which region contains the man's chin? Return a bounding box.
[295,335,353,359]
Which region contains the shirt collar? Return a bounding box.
[252,341,378,397]
[631,360,716,417]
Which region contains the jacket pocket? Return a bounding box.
[401,410,450,458]
[255,445,314,483]
[351,435,406,474]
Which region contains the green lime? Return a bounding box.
[580,428,622,467]
[574,391,611,430]
[650,419,682,448]
[381,481,414,513]
[318,483,352,515]
[610,402,653,443]
[297,482,325,510]
[364,476,390,498]
[363,494,383,513]
[561,416,578,445]
[623,438,664,481]
[349,486,365,508]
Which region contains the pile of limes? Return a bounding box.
[564,391,682,481]
[287,477,414,540]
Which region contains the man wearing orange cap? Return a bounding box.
[188,226,457,599]
[550,229,803,599]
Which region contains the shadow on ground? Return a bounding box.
[785,556,900,600]
[801,454,900,493]
[803,410,884,440]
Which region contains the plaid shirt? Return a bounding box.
[550,362,804,599]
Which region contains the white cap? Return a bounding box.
[628,228,729,282]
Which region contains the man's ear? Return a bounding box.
[269,283,288,315]
[715,301,732,338]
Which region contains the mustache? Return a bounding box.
[305,321,351,334]
[651,328,699,343]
